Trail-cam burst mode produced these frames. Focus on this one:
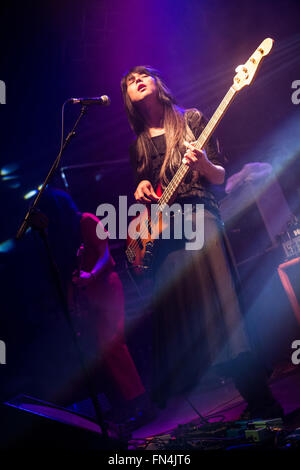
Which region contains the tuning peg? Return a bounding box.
[235,64,245,73]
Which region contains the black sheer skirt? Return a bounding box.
[150,205,250,406]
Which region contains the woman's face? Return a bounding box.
[126,72,158,104]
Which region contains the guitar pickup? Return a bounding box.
[144,241,154,265]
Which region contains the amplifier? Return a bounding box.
[219,177,293,264]
[282,235,300,259]
[279,217,300,259]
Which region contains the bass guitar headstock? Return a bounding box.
[233,38,274,91]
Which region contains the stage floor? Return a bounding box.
[131,362,300,442]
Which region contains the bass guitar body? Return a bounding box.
[126,184,164,275]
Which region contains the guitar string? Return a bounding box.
[126,138,180,257]
[126,87,236,258]
[126,86,236,258]
[126,87,235,259]
[126,134,190,256]
[127,43,271,258]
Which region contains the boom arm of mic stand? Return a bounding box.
[16,104,87,240]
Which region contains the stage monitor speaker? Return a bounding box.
[0,395,125,449]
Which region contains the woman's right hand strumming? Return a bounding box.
[134,180,160,203]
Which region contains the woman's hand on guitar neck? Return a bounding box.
[183,141,225,185]
[134,180,160,203]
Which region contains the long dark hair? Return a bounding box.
[121,66,193,187]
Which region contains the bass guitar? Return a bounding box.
[126,38,274,275]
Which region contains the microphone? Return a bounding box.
[70,95,111,106]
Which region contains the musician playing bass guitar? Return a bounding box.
[121,65,283,420]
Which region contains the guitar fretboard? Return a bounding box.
[158,86,236,209]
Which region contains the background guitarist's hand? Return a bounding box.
[134,180,160,203]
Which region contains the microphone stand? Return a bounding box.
[16,104,112,445]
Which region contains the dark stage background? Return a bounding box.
[0,0,300,404]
